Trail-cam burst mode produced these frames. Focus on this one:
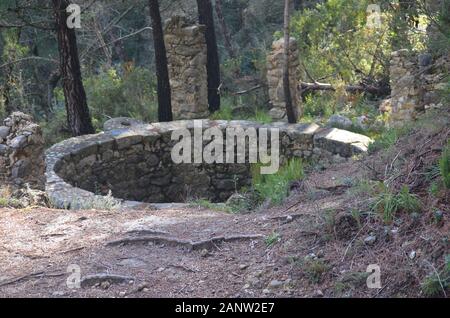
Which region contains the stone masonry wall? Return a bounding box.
[0,112,45,188]
[164,16,209,120]
[266,37,302,121]
[381,49,450,124]
[46,119,372,210]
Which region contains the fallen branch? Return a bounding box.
[300,81,389,96]
[232,85,264,96]
[0,271,65,287]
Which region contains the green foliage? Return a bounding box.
[303,93,335,119]
[252,158,304,205]
[189,199,233,213]
[368,122,414,154]
[210,96,272,124]
[210,101,234,121]
[265,231,281,247]
[439,141,450,189]
[0,186,21,209]
[427,0,450,56]
[84,66,158,131]
[371,184,421,224]
[40,107,72,147]
[368,127,398,153]
[251,109,273,124]
[291,0,392,87]
[300,258,330,284]
[421,255,450,297]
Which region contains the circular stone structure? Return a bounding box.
[45,119,373,210]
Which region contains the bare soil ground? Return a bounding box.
[1,156,447,298]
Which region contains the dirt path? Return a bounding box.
[0,161,443,298]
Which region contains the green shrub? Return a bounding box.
[84,66,158,130]
[189,199,233,213]
[303,93,335,119]
[421,255,450,297]
[252,158,304,205]
[265,231,281,247]
[371,184,421,224]
[40,107,72,147]
[368,128,398,153]
[439,141,450,189]
[210,102,234,121]
[301,259,330,284]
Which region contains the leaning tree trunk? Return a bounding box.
[197,0,221,113]
[283,0,297,124]
[215,0,236,59]
[148,0,173,122]
[52,0,95,136]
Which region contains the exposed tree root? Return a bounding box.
[106,234,264,251]
[80,274,134,288]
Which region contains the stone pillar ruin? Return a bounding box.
[0,112,45,188]
[385,49,421,123]
[266,37,302,121]
[381,49,450,125]
[164,16,209,120]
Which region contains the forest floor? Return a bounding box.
[0,158,447,298]
[0,109,449,298]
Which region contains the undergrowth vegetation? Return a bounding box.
[252,158,304,205]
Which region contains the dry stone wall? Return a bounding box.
[46,119,372,210]
[266,38,302,121]
[0,112,45,188]
[382,49,450,124]
[164,16,209,120]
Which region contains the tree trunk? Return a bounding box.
[215,0,236,59]
[52,0,95,136]
[148,0,173,122]
[283,0,297,124]
[197,0,221,113]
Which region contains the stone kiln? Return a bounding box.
[46,119,372,210]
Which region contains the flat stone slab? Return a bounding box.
[314,128,373,157]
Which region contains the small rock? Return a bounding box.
[327,114,353,130]
[262,289,271,294]
[200,249,210,258]
[0,126,10,139]
[314,290,324,298]
[409,251,416,260]
[239,264,249,270]
[157,267,165,272]
[119,291,127,297]
[52,291,66,297]
[9,135,27,149]
[137,283,149,291]
[364,235,377,245]
[100,281,111,290]
[268,280,284,289]
[0,144,8,155]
